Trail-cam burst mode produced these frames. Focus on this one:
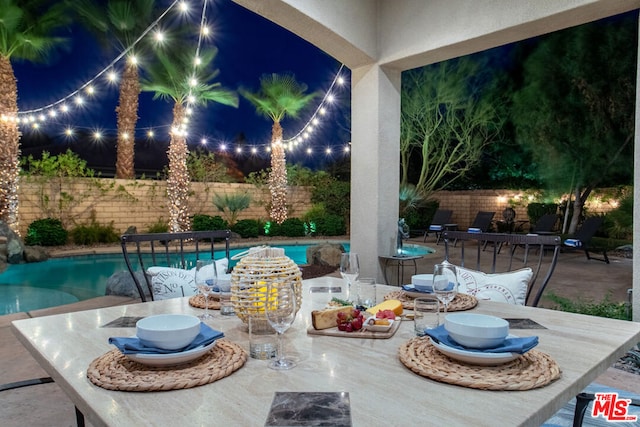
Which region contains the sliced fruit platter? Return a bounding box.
[307,300,403,338]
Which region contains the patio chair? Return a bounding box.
[563,216,609,264]
[451,211,495,247]
[530,213,559,235]
[121,230,232,302]
[442,230,561,307]
[423,209,453,243]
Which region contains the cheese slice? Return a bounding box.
[311,306,354,330]
[366,299,403,317]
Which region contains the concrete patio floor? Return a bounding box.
[0,236,637,426]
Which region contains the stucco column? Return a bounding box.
[350,64,401,282]
[633,15,640,322]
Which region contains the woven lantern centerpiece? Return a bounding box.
[230,246,303,331]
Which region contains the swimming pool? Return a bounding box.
[0,242,433,315]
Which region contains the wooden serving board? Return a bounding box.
[306,319,401,339]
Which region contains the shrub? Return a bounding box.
[70,221,120,245]
[526,202,558,227]
[546,292,630,320]
[404,199,439,232]
[315,214,346,236]
[605,193,633,239]
[25,218,68,246]
[192,214,228,231]
[232,219,260,238]
[265,221,282,236]
[146,218,169,234]
[279,218,306,237]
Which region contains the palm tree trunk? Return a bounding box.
[167,102,190,232]
[115,62,140,179]
[0,56,21,234]
[269,121,287,224]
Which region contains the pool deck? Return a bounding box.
[1,236,638,426]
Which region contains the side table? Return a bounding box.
[379,255,423,286]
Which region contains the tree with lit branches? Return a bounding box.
[240,74,317,224]
[0,0,71,234]
[71,0,162,179]
[141,45,237,232]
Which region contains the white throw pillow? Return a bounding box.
[445,261,532,305]
[146,266,197,300]
[147,258,229,300]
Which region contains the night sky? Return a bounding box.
[13,0,351,173]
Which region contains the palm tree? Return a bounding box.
[0,0,71,233]
[240,74,317,224]
[141,46,238,232]
[72,0,160,179]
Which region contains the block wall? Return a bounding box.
[17,178,312,236]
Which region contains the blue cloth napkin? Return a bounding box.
[425,324,538,354]
[109,323,224,355]
[402,284,433,294]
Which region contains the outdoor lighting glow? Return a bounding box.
[337,76,345,85]
[325,148,332,154]
[107,71,118,82]
[32,123,39,129]
[122,132,129,140]
[60,104,69,112]
[147,130,154,138]
[251,147,257,154]
[201,25,210,36]
[186,107,193,115]
[154,31,165,42]
[75,96,84,105]
[65,128,73,136]
[306,148,312,154]
[179,1,188,12]
[326,94,335,103]
[312,118,319,125]
[344,146,350,152]
[235,147,242,153]
[94,131,102,139]
[219,143,227,151]
[38,114,45,121]
[306,125,313,133]
[201,138,207,145]
[319,107,326,115]
[189,77,198,87]
[48,110,57,118]
[194,56,201,65]
[86,85,95,95]
[187,95,196,103]
[129,55,138,65]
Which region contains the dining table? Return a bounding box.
[11,276,640,427]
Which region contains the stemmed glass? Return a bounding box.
[339,253,360,301]
[195,259,217,320]
[265,280,297,370]
[432,263,458,315]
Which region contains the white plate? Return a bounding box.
[430,335,519,366]
[126,340,217,367]
[364,317,395,332]
[402,284,434,299]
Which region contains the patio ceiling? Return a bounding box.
[233,0,640,320]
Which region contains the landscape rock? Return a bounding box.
[105,271,150,300]
[23,246,50,263]
[124,226,137,235]
[306,243,345,267]
[0,221,25,264]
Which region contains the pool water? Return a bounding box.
[0,242,432,315]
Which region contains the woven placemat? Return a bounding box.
[87,339,247,392]
[385,291,478,312]
[189,294,221,310]
[399,337,561,390]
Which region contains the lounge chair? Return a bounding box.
[530,213,559,235]
[121,230,232,302]
[563,216,609,264]
[442,230,561,307]
[452,211,495,247]
[423,209,453,243]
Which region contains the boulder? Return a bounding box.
[124,226,137,235]
[306,243,345,267]
[23,246,50,263]
[105,271,151,300]
[0,221,24,264]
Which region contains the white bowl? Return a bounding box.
[444,313,509,349]
[411,274,433,292]
[136,314,201,350]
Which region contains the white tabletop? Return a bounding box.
[12,277,640,427]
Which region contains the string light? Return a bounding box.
[12,0,351,158]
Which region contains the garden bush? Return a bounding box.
[70,221,120,245]
[279,218,306,237]
[315,214,346,236]
[526,202,558,227]
[546,292,630,320]
[192,214,228,231]
[146,218,169,233]
[25,218,68,246]
[232,219,261,238]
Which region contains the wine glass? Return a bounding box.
[340,253,360,300]
[195,259,217,320]
[432,263,458,315]
[265,280,297,370]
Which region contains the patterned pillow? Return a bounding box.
[445,261,532,305]
[147,258,229,300]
